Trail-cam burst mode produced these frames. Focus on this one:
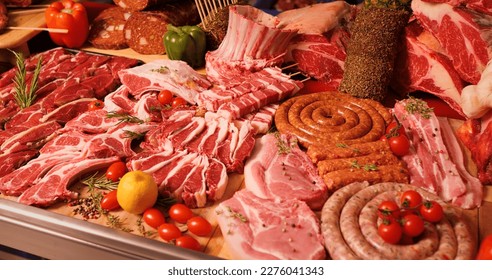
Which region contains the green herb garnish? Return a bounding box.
[11,50,42,109]
[106,112,144,124]
[405,97,434,119]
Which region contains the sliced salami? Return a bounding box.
[88,7,132,50]
[113,0,161,11]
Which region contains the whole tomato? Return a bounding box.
[378,219,402,244]
[100,190,120,211]
[88,100,104,111]
[106,161,128,182]
[419,200,444,223]
[143,208,166,229]
[388,134,410,157]
[169,203,194,224]
[402,214,425,237]
[187,216,212,236]
[377,200,401,221]
[477,234,492,260]
[158,223,182,242]
[400,190,423,209]
[158,90,173,106]
[172,97,187,108]
[385,121,405,136]
[175,236,201,251]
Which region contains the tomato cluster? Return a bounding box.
[98,162,212,252]
[380,121,410,157]
[158,89,187,108]
[377,190,444,245]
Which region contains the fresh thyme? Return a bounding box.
[350,160,378,171]
[337,143,361,154]
[136,216,157,238]
[274,132,292,155]
[11,50,42,109]
[226,206,248,223]
[106,214,133,232]
[151,66,170,74]
[404,97,434,119]
[106,112,144,124]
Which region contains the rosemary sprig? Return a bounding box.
[81,173,118,191]
[123,130,146,140]
[106,112,144,124]
[226,206,248,223]
[274,132,292,155]
[151,66,170,74]
[11,50,42,109]
[136,217,157,238]
[106,214,133,233]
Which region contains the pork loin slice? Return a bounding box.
[215,189,326,260]
[18,156,120,207]
[244,133,328,210]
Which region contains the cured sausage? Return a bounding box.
[88,7,131,50]
[124,0,200,55]
[307,140,390,163]
[275,91,392,148]
[321,182,476,260]
[113,0,162,11]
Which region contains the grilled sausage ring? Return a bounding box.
[321,181,476,260]
[275,91,392,148]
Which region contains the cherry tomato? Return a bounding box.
[378,219,402,244]
[380,134,388,143]
[143,208,166,229]
[106,161,128,182]
[100,190,120,211]
[402,214,425,237]
[169,203,194,224]
[419,200,444,223]
[158,89,173,105]
[385,121,405,136]
[477,234,492,260]
[158,223,182,242]
[187,216,212,236]
[388,134,410,157]
[377,200,401,221]
[172,97,187,108]
[88,100,104,111]
[400,190,423,209]
[175,235,201,251]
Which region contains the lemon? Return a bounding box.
[117,170,158,214]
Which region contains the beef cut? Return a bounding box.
[412,0,492,84]
[244,133,328,210]
[215,189,326,260]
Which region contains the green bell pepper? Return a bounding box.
[163,24,206,69]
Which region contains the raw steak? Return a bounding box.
[215,189,326,260]
[244,133,328,210]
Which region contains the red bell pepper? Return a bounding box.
[477,234,492,260]
[45,0,89,48]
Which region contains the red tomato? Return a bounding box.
[158,223,182,242]
[143,208,166,229]
[175,235,201,251]
[172,97,187,108]
[187,216,212,236]
[169,203,194,224]
[388,134,410,157]
[158,90,173,105]
[385,121,405,136]
[100,190,120,211]
[380,134,388,143]
[402,214,425,237]
[400,190,423,209]
[88,100,104,111]
[106,161,128,182]
[477,234,492,260]
[377,200,401,220]
[378,219,402,244]
[419,200,444,223]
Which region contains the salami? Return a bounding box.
[88,7,132,50]
[124,0,200,55]
[113,0,162,11]
[0,1,8,31]
[321,182,476,260]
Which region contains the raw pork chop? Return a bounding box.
[215,189,326,260]
[244,133,328,210]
